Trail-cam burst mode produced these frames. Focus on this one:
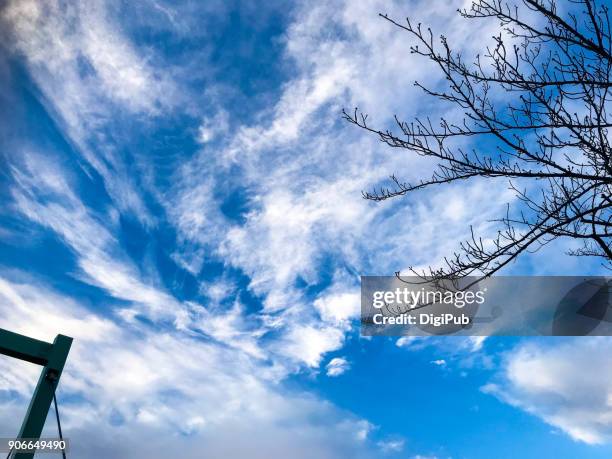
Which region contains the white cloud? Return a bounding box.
[484,338,612,444]
[197,110,229,144]
[396,336,487,355]
[2,0,172,113]
[468,336,487,352]
[1,0,179,224]
[315,291,361,326]
[326,357,351,377]
[0,277,382,459]
[431,359,446,367]
[9,153,185,324]
[3,0,516,402]
[353,419,375,441]
[396,336,425,348]
[196,299,266,359]
[161,0,513,377]
[279,324,345,368]
[377,438,405,453]
[0,0,565,456]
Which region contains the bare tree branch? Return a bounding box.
[345,0,612,281]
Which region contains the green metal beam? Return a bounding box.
[0,329,53,366]
[0,328,72,459]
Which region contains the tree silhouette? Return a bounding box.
[345,0,612,281]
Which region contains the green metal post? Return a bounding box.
[0,328,72,459]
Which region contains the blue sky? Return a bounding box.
[0,1,611,458]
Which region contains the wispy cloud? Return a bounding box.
[1,0,603,457]
[0,276,381,458]
[164,0,514,371]
[326,356,351,377]
[483,338,612,445]
[377,438,405,454]
[1,0,179,225]
[9,152,185,324]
